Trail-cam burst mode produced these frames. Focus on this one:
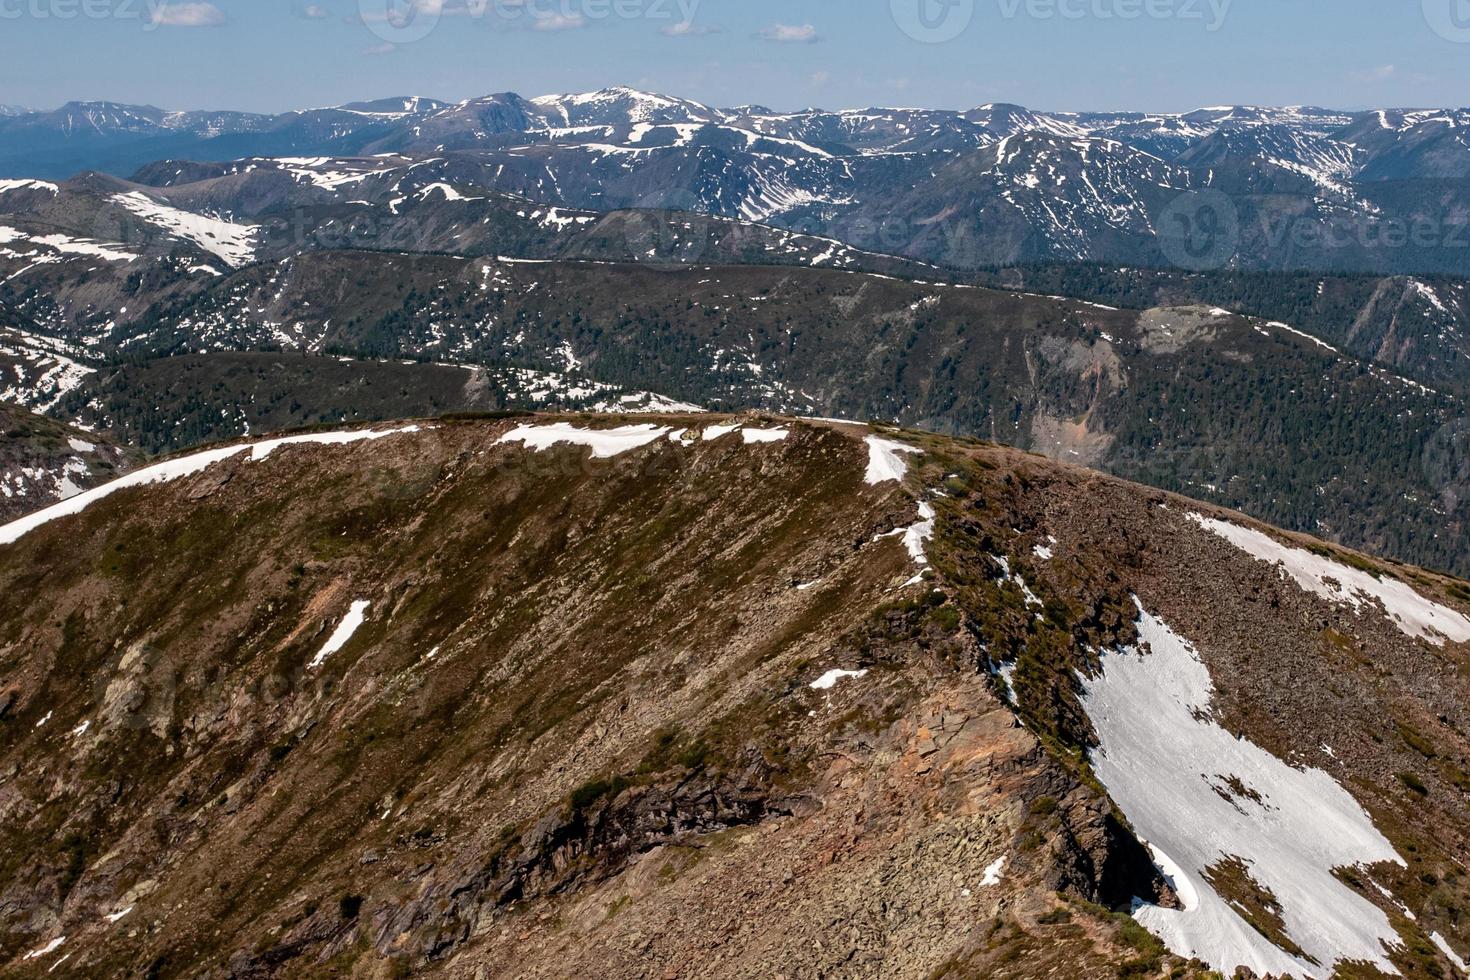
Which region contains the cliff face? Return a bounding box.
[0,415,1466,978]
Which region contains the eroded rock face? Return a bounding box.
[98,641,174,739]
[0,416,1464,978]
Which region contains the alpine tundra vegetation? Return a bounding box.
[4,7,1470,974]
[0,415,1467,977]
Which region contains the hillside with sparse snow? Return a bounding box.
[1,415,1468,977]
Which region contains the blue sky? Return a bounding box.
[2,0,1466,113]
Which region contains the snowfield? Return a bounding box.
[0,327,95,412]
[111,191,258,267]
[0,426,422,547]
[0,179,59,195]
[0,224,137,263]
[865,436,921,484]
[1081,604,1405,978]
[498,421,790,457]
[1188,514,1470,645]
[497,422,670,458]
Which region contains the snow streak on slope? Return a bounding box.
[308,600,370,670]
[110,191,258,266]
[1432,933,1469,972]
[0,179,59,195]
[902,501,936,564]
[1081,606,1405,979]
[0,426,421,546]
[1188,514,1470,645]
[0,225,136,263]
[497,422,670,458]
[864,436,920,485]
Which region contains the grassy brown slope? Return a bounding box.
[0,416,1187,979]
[6,414,1468,976]
[906,436,1470,978]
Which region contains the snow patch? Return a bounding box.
[865,436,920,485]
[498,422,670,458]
[810,668,867,690]
[1188,514,1470,645]
[308,600,370,670]
[1081,604,1405,979]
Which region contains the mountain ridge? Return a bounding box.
[4,86,1468,276]
[1,413,1468,977]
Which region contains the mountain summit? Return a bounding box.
[1,414,1467,977]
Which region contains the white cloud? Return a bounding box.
[809,70,831,86]
[532,11,585,31]
[357,0,450,22]
[301,3,329,17]
[149,1,225,26]
[362,41,397,55]
[660,20,720,36]
[756,22,820,43]
[1353,64,1397,83]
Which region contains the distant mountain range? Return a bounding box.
[2,88,1468,275]
[2,87,1470,576]
[6,87,1470,980]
